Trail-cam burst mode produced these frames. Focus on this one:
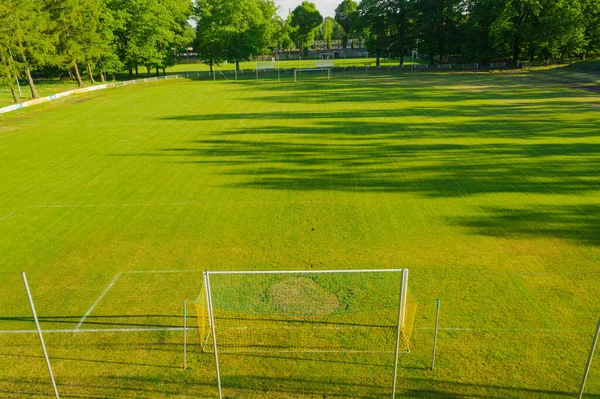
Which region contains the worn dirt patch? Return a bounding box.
[269,277,340,317]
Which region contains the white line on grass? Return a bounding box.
[0,210,16,223]
[27,201,292,209]
[75,272,122,330]
[124,270,204,274]
[0,326,198,335]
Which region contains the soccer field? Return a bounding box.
[0,72,599,398]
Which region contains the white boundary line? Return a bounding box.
[0,326,587,335]
[75,272,122,330]
[0,210,16,223]
[0,326,197,334]
[124,270,204,274]
[26,201,291,209]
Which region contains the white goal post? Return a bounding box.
[196,269,416,399]
[317,52,335,68]
[294,68,331,82]
[256,59,276,71]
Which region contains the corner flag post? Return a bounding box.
[22,272,60,399]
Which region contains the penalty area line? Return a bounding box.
[0,326,199,335]
[75,272,122,330]
[0,210,16,223]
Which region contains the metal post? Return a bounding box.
[205,272,223,399]
[22,272,60,399]
[578,318,600,399]
[392,269,408,399]
[431,299,441,370]
[184,301,187,370]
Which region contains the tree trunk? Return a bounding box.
[99,65,106,83]
[68,69,74,80]
[8,73,20,103]
[135,64,139,77]
[155,66,160,76]
[210,59,213,74]
[73,61,84,87]
[87,63,95,84]
[376,56,380,67]
[128,68,133,78]
[236,59,240,71]
[400,55,404,66]
[162,67,166,76]
[24,67,40,99]
[512,38,521,64]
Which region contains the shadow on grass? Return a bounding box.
[449,205,600,246]
[0,351,179,369]
[109,76,600,246]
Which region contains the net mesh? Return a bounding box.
[194,271,417,354]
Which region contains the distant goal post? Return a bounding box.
[317,52,335,68]
[195,268,418,399]
[294,68,331,81]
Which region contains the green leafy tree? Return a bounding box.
[321,17,335,49]
[0,2,20,103]
[414,0,466,64]
[335,0,359,47]
[2,0,54,98]
[290,1,323,50]
[359,0,392,66]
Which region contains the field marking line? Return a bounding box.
[75,272,122,330]
[416,327,586,334]
[124,270,205,274]
[26,201,293,209]
[0,210,16,223]
[0,326,198,335]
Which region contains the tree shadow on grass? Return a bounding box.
[449,205,600,246]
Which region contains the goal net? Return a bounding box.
[256,60,276,71]
[195,269,417,354]
[317,53,335,68]
[294,68,331,81]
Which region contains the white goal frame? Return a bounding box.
[317,53,335,68]
[203,268,409,399]
[294,68,331,82]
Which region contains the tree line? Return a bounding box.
[1,0,193,103]
[2,0,599,103]
[197,0,600,68]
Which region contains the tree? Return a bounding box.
[0,2,21,103]
[321,17,335,49]
[335,0,359,48]
[195,0,278,72]
[359,0,392,66]
[581,0,600,57]
[290,1,323,50]
[414,0,466,64]
[387,0,416,65]
[3,0,55,98]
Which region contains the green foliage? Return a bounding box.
[195,0,278,70]
[290,1,323,49]
[335,0,359,47]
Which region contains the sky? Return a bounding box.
[275,0,338,19]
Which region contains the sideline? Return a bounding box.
[0,73,200,115]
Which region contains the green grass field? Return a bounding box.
[0,71,599,398]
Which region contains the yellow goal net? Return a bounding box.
[194,269,417,355]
